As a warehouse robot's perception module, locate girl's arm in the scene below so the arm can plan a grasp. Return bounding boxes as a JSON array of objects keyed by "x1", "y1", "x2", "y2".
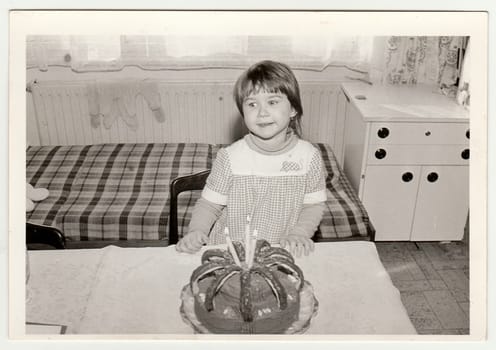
[
  {"x1": 177, "y1": 148, "x2": 230, "y2": 253},
  {"x1": 187, "y1": 197, "x2": 225, "y2": 235},
  {"x1": 282, "y1": 146, "x2": 327, "y2": 256},
  {"x1": 281, "y1": 202, "x2": 325, "y2": 257},
  {"x1": 176, "y1": 197, "x2": 224, "y2": 253},
  {"x1": 289, "y1": 202, "x2": 326, "y2": 238}
]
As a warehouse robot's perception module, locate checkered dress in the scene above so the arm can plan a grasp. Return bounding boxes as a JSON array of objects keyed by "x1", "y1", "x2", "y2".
[{"x1": 203, "y1": 136, "x2": 327, "y2": 245}]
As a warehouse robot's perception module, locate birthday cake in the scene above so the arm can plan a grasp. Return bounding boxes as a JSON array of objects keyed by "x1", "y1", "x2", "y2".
[{"x1": 180, "y1": 239, "x2": 318, "y2": 334}]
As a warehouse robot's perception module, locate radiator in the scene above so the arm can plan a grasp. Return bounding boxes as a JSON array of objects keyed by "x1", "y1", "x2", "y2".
[{"x1": 28, "y1": 80, "x2": 344, "y2": 159}]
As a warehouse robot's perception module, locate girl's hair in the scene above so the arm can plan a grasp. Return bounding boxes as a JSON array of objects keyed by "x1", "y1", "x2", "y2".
[{"x1": 233, "y1": 60, "x2": 303, "y2": 137}]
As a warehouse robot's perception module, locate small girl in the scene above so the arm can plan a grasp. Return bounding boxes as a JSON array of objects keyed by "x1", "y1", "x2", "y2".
[{"x1": 176, "y1": 60, "x2": 327, "y2": 257}]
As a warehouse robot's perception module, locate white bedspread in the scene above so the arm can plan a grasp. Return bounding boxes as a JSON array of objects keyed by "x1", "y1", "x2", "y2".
[{"x1": 26, "y1": 241, "x2": 416, "y2": 335}]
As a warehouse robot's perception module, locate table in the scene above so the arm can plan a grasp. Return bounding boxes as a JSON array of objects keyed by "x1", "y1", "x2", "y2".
[{"x1": 26, "y1": 242, "x2": 416, "y2": 335}]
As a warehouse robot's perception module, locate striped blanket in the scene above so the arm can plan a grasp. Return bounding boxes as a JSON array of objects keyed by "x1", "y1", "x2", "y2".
[{"x1": 26, "y1": 143, "x2": 374, "y2": 243}]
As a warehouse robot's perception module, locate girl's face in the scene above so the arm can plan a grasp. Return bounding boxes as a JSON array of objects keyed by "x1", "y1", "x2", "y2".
[{"x1": 242, "y1": 91, "x2": 296, "y2": 146}]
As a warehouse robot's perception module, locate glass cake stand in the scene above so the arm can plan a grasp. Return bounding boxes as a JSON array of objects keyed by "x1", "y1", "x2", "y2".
[{"x1": 179, "y1": 281, "x2": 319, "y2": 334}]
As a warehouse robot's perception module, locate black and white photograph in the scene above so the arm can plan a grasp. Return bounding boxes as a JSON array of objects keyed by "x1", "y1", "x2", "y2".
[{"x1": 6, "y1": 8, "x2": 491, "y2": 348}]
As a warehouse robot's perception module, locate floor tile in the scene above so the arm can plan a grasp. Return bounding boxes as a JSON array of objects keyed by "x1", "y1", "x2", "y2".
[
  {"x1": 437, "y1": 269, "x2": 470, "y2": 302},
  {"x1": 375, "y1": 243, "x2": 412, "y2": 261},
  {"x1": 404, "y1": 257, "x2": 427, "y2": 280},
  {"x1": 419, "y1": 243, "x2": 469, "y2": 270},
  {"x1": 458, "y1": 301, "x2": 470, "y2": 317},
  {"x1": 437, "y1": 241, "x2": 469, "y2": 260},
  {"x1": 423, "y1": 290, "x2": 469, "y2": 329},
  {"x1": 381, "y1": 260, "x2": 414, "y2": 282},
  {"x1": 394, "y1": 280, "x2": 433, "y2": 293},
  {"x1": 409, "y1": 250, "x2": 442, "y2": 280},
  {"x1": 428, "y1": 279, "x2": 448, "y2": 290},
  {"x1": 403, "y1": 242, "x2": 421, "y2": 252},
  {"x1": 401, "y1": 292, "x2": 442, "y2": 331}
]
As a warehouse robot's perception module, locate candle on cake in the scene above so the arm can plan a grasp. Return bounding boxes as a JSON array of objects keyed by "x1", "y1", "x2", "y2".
[
  {"x1": 248, "y1": 229, "x2": 258, "y2": 268},
  {"x1": 224, "y1": 227, "x2": 241, "y2": 266},
  {"x1": 244, "y1": 215, "x2": 251, "y2": 268}
]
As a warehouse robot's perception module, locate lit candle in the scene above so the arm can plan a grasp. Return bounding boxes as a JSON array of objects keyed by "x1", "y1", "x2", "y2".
[
  {"x1": 244, "y1": 215, "x2": 251, "y2": 266},
  {"x1": 224, "y1": 227, "x2": 241, "y2": 266},
  {"x1": 248, "y1": 229, "x2": 258, "y2": 268}
]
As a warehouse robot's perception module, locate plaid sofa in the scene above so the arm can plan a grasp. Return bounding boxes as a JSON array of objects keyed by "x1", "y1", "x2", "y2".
[{"x1": 26, "y1": 143, "x2": 374, "y2": 244}]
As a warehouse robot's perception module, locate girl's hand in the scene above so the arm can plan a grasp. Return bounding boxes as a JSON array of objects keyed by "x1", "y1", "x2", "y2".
[
  {"x1": 176, "y1": 231, "x2": 209, "y2": 254},
  {"x1": 280, "y1": 234, "x2": 315, "y2": 258}
]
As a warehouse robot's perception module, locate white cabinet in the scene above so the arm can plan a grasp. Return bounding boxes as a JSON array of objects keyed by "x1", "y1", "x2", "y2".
[{"x1": 342, "y1": 83, "x2": 469, "y2": 241}]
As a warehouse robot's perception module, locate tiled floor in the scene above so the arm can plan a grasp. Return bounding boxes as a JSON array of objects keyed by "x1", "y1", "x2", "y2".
[{"x1": 375, "y1": 238, "x2": 469, "y2": 335}]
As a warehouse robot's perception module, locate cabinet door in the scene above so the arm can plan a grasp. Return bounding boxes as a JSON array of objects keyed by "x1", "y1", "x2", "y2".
[
  {"x1": 411, "y1": 166, "x2": 469, "y2": 241},
  {"x1": 362, "y1": 165, "x2": 421, "y2": 240}
]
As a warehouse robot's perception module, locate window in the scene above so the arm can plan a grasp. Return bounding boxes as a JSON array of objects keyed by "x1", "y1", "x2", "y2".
[{"x1": 26, "y1": 35, "x2": 373, "y2": 72}]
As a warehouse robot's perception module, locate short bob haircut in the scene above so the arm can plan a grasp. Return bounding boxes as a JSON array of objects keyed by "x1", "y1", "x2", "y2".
[{"x1": 233, "y1": 60, "x2": 303, "y2": 137}]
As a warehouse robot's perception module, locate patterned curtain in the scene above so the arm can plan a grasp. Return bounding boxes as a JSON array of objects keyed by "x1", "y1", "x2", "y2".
[{"x1": 383, "y1": 36, "x2": 465, "y2": 91}]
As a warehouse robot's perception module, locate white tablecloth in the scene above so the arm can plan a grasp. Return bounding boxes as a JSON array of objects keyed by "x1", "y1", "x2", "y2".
[{"x1": 26, "y1": 241, "x2": 416, "y2": 335}]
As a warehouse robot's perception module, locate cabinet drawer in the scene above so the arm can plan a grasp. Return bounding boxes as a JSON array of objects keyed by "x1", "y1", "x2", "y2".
[
  {"x1": 369, "y1": 122, "x2": 469, "y2": 145},
  {"x1": 367, "y1": 145, "x2": 470, "y2": 165}
]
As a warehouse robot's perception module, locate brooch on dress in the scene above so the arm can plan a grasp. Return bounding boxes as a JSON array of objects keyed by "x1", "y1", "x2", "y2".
[{"x1": 280, "y1": 160, "x2": 302, "y2": 172}]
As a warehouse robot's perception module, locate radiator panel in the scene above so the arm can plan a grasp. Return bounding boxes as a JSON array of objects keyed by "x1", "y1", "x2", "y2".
[{"x1": 28, "y1": 81, "x2": 342, "y2": 157}]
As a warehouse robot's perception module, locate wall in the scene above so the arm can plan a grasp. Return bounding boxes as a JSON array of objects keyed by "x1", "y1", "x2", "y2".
[{"x1": 26, "y1": 65, "x2": 365, "y2": 163}]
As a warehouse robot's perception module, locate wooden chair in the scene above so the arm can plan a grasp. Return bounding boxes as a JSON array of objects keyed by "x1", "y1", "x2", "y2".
[
  {"x1": 168, "y1": 170, "x2": 211, "y2": 245},
  {"x1": 26, "y1": 222, "x2": 66, "y2": 250}
]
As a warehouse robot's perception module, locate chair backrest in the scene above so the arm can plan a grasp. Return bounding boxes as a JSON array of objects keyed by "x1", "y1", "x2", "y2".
[
  {"x1": 26, "y1": 222, "x2": 66, "y2": 250},
  {"x1": 168, "y1": 170, "x2": 211, "y2": 245}
]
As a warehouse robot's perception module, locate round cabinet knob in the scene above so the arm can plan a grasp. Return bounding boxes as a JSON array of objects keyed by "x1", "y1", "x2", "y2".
[
  {"x1": 425, "y1": 131, "x2": 431, "y2": 136},
  {"x1": 466, "y1": 129, "x2": 470, "y2": 139},
  {"x1": 375, "y1": 148, "x2": 387, "y2": 159},
  {"x1": 377, "y1": 127, "x2": 390, "y2": 139},
  {"x1": 402, "y1": 172, "x2": 413, "y2": 182},
  {"x1": 461, "y1": 149, "x2": 470, "y2": 160},
  {"x1": 427, "y1": 172, "x2": 439, "y2": 183}
]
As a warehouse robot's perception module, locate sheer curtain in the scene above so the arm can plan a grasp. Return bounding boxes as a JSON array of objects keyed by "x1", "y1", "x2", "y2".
[{"x1": 26, "y1": 35, "x2": 373, "y2": 72}]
